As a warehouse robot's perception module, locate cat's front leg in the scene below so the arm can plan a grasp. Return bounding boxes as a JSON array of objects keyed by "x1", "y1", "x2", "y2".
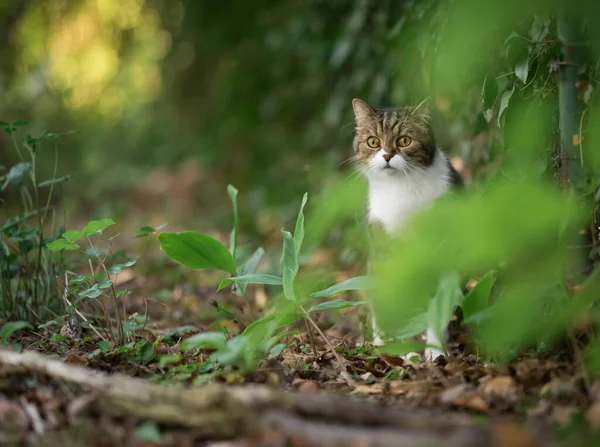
[{"x1": 423, "y1": 326, "x2": 446, "y2": 362}]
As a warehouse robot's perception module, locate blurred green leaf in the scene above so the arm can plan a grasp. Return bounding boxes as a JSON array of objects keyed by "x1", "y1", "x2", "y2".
[
  {"x1": 515, "y1": 58, "x2": 530, "y2": 83},
  {"x1": 82, "y1": 218, "x2": 116, "y2": 236},
  {"x1": 78, "y1": 284, "x2": 103, "y2": 299},
  {"x1": 428, "y1": 271, "x2": 463, "y2": 347},
  {"x1": 2, "y1": 162, "x2": 32, "y2": 191},
  {"x1": 38, "y1": 175, "x2": 70, "y2": 187},
  {"x1": 227, "y1": 184, "x2": 239, "y2": 258},
  {"x1": 462, "y1": 272, "x2": 495, "y2": 320},
  {"x1": 267, "y1": 342, "x2": 286, "y2": 359},
  {"x1": 108, "y1": 260, "x2": 137, "y2": 274},
  {"x1": 281, "y1": 230, "x2": 298, "y2": 301},
  {"x1": 0, "y1": 321, "x2": 33, "y2": 343},
  {"x1": 294, "y1": 193, "x2": 308, "y2": 254},
  {"x1": 182, "y1": 332, "x2": 227, "y2": 351},
  {"x1": 378, "y1": 341, "x2": 426, "y2": 357},
  {"x1": 134, "y1": 422, "x2": 162, "y2": 443},
  {"x1": 497, "y1": 85, "x2": 515, "y2": 127},
  {"x1": 307, "y1": 299, "x2": 367, "y2": 313},
  {"x1": 159, "y1": 231, "x2": 236, "y2": 274},
  {"x1": 218, "y1": 274, "x2": 282, "y2": 291},
  {"x1": 310, "y1": 276, "x2": 372, "y2": 298},
  {"x1": 46, "y1": 239, "x2": 79, "y2": 252},
  {"x1": 61, "y1": 230, "x2": 84, "y2": 244}
]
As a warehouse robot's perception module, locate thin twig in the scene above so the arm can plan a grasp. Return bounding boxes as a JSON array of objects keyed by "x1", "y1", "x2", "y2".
[{"x1": 300, "y1": 306, "x2": 346, "y2": 372}]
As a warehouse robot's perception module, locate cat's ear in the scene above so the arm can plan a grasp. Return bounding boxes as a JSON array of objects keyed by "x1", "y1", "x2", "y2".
[
  {"x1": 352, "y1": 98, "x2": 374, "y2": 122},
  {"x1": 411, "y1": 97, "x2": 432, "y2": 121}
]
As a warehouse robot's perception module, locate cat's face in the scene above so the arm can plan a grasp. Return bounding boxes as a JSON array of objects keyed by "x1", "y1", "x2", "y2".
[{"x1": 352, "y1": 98, "x2": 436, "y2": 178}]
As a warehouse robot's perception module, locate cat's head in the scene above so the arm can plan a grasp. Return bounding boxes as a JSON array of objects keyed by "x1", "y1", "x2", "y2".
[{"x1": 351, "y1": 98, "x2": 436, "y2": 178}]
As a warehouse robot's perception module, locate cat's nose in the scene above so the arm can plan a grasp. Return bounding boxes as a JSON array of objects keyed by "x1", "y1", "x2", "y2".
[{"x1": 382, "y1": 153, "x2": 394, "y2": 162}]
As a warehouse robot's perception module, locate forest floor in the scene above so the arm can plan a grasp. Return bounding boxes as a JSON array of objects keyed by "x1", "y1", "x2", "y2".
[{"x1": 2, "y1": 265, "x2": 600, "y2": 447}]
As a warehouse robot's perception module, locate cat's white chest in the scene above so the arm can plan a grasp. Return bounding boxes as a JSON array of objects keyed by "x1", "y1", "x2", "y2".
[{"x1": 367, "y1": 151, "x2": 451, "y2": 233}]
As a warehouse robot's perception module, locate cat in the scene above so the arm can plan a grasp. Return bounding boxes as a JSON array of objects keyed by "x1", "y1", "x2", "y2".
[{"x1": 351, "y1": 97, "x2": 463, "y2": 361}]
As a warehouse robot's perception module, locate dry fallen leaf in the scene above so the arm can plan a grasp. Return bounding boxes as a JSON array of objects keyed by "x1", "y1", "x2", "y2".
[
  {"x1": 439, "y1": 383, "x2": 472, "y2": 405},
  {"x1": 0, "y1": 398, "x2": 29, "y2": 431},
  {"x1": 351, "y1": 383, "x2": 384, "y2": 395},
  {"x1": 493, "y1": 421, "x2": 541, "y2": 447},
  {"x1": 481, "y1": 376, "x2": 518, "y2": 403},
  {"x1": 551, "y1": 405, "x2": 579, "y2": 426},
  {"x1": 454, "y1": 393, "x2": 489, "y2": 413},
  {"x1": 586, "y1": 402, "x2": 600, "y2": 430}
]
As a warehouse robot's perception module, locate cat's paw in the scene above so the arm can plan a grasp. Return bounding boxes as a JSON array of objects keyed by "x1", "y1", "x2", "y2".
[{"x1": 423, "y1": 347, "x2": 445, "y2": 363}]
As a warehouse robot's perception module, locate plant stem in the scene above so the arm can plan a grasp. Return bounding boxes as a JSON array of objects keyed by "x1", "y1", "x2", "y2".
[{"x1": 300, "y1": 305, "x2": 346, "y2": 372}]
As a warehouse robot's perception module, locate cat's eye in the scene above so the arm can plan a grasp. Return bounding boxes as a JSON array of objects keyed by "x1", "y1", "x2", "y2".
[
  {"x1": 398, "y1": 136, "x2": 411, "y2": 147},
  {"x1": 367, "y1": 137, "x2": 380, "y2": 148}
]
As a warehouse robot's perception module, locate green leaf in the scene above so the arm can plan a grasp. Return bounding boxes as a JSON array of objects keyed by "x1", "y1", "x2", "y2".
[
  {"x1": 462, "y1": 272, "x2": 495, "y2": 319},
  {"x1": 68, "y1": 274, "x2": 89, "y2": 285},
  {"x1": 234, "y1": 247, "x2": 265, "y2": 295},
  {"x1": 134, "y1": 422, "x2": 162, "y2": 443},
  {"x1": 515, "y1": 58, "x2": 530, "y2": 84},
  {"x1": 12, "y1": 121, "x2": 30, "y2": 127},
  {"x1": 2, "y1": 162, "x2": 32, "y2": 191},
  {"x1": 208, "y1": 335, "x2": 250, "y2": 368},
  {"x1": 0, "y1": 121, "x2": 8, "y2": 126},
  {"x1": 1, "y1": 321, "x2": 33, "y2": 343},
  {"x1": 136, "y1": 226, "x2": 155, "y2": 238},
  {"x1": 378, "y1": 341, "x2": 426, "y2": 357},
  {"x1": 391, "y1": 313, "x2": 429, "y2": 340},
  {"x1": 428, "y1": 271, "x2": 463, "y2": 346},
  {"x1": 46, "y1": 239, "x2": 79, "y2": 252},
  {"x1": 108, "y1": 260, "x2": 137, "y2": 274},
  {"x1": 159, "y1": 231, "x2": 236, "y2": 274},
  {"x1": 227, "y1": 184, "x2": 239, "y2": 258},
  {"x1": 217, "y1": 274, "x2": 282, "y2": 291},
  {"x1": 497, "y1": 85, "x2": 515, "y2": 127},
  {"x1": 78, "y1": 284, "x2": 103, "y2": 299},
  {"x1": 182, "y1": 331, "x2": 227, "y2": 351},
  {"x1": 307, "y1": 299, "x2": 368, "y2": 313},
  {"x1": 61, "y1": 230, "x2": 84, "y2": 244},
  {"x1": 267, "y1": 342, "x2": 286, "y2": 359},
  {"x1": 481, "y1": 74, "x2": 498, "y2": 110},
  {"x1": 97, "y1": 278, "x2": 112, "y2": 289},
  {"x1": 294, "y1": 193, "x2": 308, "y2": 254},
  {"x1": 281, "y1": 229, "x2": 298, "y2": 300},
  {"x1": 38, "y1": 175, "x2": 70, "y2": 187},
  {"x1": 310, "y1": 276, "x2": 372, "y2": 298},
  {"x1": 82, "y1": 218, "x2": 115, "y2": 236}
]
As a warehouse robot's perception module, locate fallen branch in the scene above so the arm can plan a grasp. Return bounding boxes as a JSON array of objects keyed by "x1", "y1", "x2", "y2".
[{"x1": 0, "y1": 350, "x2": 548, "y2": 446}]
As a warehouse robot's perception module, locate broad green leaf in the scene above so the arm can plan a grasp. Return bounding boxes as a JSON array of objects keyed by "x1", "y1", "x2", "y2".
[
  {"x1": 108, "y1": 260, "x2": 137, "y2": 274},
  {"x1": 310, "y1": 276, "x2": 372, "y2": 298},
  {"x1": 159, "y1": 231, "x2": 236, "y2": 274},
  {"x1": 497, "y1": 85, "x2": 515, "y2": 127},
  {"x1": 68, "y1": 274, "x2": 89, "y2": 285},
  {"x1": 293, "y1": 193, "x2": 308, "y2": 254},
  {"x1": 46, "y1": 239, "x2": 79, "y2": 252},
  {"x1": 97, "y1": 278, "x2": 112, "y2": 289},
  {"x1": 281, "y1": 229, "x2": 298, "y2": 300},
  {"x1": 242, "y1": 301, "x2": 302, "y2": 338},
  {"x1": 0, "y1": 321, "x2": 33, "y2": 343},
  {"x1": 38, "y1": 175, "x2": 70, "y2": 187},
  {"x1": 182, "y1": 331, "x2": 227, "y2": 351},
  {"x1": 307, "y1": 299, "x2": 368, "y2": 313},
  {"x1": 378, "y1": 341, "x2": 426, "y2": 357},
  {"x1": 12, "y1": 121, "x2": 30, "y2": 127},
  {"x1": 515, "y1": 58, "x2": 530, "y2": 84},
  {"x1": 78, "y1": 284, "x2": 103, "y2": 298},
  {"x1": 62, "y1": 230, "x2": 84, "y2": 244},
  {"x1": 0, "y1": 120, "x2": 8, "y2": 126},
  {"x1": 227, "y1": 184, "x2": 239, "y2": 258},
  {"x1": 267, "y1": 343, "x2": 287, "y2": 359},
  {"x1": 217, "y1": 274, "x2": 282, "y2": 291},
  {"x1": 428, "y1": 271, "x2": 463, "y2": 345},
  {"x1": 208, "y1": 335, "x2": 250, "y2": 368},
  {"x1": 391, "y1": 313, "x2": 429, "y2": 340},
  {"x1": 462, "y1": 272, "x2": 495, "y2": 319},
  {"x1": 82, "y1": 218, "x2": 116, "y2": 236}
]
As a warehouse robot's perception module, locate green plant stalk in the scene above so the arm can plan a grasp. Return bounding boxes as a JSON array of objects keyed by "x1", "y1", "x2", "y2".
[
  {"x1": 87, "y1": 237, "x2": 125, "y2": 344},
  {"x1": 557, "y1": 13, "x2": 587, "y2": 281},
  {"x1": 28, "y1": 145, "x2": 45, "y2": 312}
]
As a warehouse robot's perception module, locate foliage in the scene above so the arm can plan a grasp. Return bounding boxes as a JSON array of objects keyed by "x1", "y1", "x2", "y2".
[{"x1": 0, "y1": 122, "x2": 75, "y2": 322}]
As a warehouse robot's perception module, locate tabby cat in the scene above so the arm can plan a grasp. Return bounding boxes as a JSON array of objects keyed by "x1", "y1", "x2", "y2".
[{"x1": 351, "y1": 98, "x2": 463, "y2": 361}]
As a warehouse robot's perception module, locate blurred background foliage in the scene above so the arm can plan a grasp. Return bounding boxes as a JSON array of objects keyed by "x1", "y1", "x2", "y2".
[{"x1": 3, "y1": 0, "x2": 600, "y2": 343}]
